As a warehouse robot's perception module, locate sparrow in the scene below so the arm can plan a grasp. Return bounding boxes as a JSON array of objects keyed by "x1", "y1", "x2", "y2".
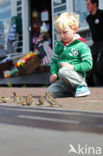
[
  {"x1": 21, "y1": 94, "x2": 34, "y2": 106},
  {"x1": 45, "y1": 92, "x2": 62, "y2": 108},
  {"x1": 20, "y1": 98, "x2": 27, "y2": 106},
  {"x1": 0, "y1": 96, "x2": 11, "y2": 103},
  {"x1": 25, "y1": 93, "x2": 34, "y2": 106},
  {"x1": 38, "y1": 95, "x2": 51, "y2": 107},
  {"x1": 45, "y1": 92, "x2": 58, "y2": 105},
  {"x1": 38, "y1": 96, "x2": 45, "y2": 105},
  {"x1": 13, "y1": 92, "x2": 22, "y2": 102}
]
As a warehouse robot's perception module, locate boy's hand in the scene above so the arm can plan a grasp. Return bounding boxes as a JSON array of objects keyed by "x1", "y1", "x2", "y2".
[
  {"x1": 50, "y1": 74, "x2": 57, "y2": 82},
  {"x1": 61, "y1": 62, "x2": 74, "y2": 69}
]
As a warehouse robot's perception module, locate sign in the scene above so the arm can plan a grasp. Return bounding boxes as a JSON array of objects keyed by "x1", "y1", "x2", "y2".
[{"x1": 41, "y1": 10, "x2": 49, "y2": 21}]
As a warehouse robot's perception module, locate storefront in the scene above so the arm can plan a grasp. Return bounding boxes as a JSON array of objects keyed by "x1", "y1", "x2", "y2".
[
  {"x1": 0, "y1": 0, "x2": 103, "y2": 85},
  {"x1": 52, "y1": 0, "x2": 93, "y2": 49},
  {"x1": 1, "y1": 0, "x2": 103, "y2": 54},
  {"x1": 21, "y1": 0, "x2": 102, "y2": 55}
]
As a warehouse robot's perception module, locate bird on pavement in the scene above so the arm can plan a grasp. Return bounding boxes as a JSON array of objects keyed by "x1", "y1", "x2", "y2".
[
  {"x1": 45, "y1": 92, "x2": 58, "y2": 105},
  {"x1": 21, "y1": 94, "x2": 34, "y2": 106},
  {"x1": 38, "y1": 95, "x2": 51, "y2": 107},
  {"x1": 25, "y1": 93, "x2": 34, "y2": 106},
  {"x1": 0, "y1": 96, "x2": 11, "y2": 103},
  {"x1": 45, "y1": 92, "x2": 62, "y2": 107},
  {"x1": 38, "y1": 96, "x2": 45, "y2": 105},
  {"x1": 13, "y1": 92, "x2": 22, "y2": 102}
]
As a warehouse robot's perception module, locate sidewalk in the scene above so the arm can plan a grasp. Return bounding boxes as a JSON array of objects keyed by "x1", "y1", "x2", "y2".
[{"x1": 0, "y1": 87, "x2": 103, "y2": 112}]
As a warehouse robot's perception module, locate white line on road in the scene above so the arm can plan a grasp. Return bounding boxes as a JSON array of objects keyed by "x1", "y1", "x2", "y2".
[
  {"x1": 1, "y1": 106, "x2": 103, "y2": 119},
  {"x1": 19, "y1": 115, "x2": 80, "y2": 125}
]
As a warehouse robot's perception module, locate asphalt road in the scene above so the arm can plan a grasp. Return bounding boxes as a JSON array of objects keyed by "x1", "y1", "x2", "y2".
[{"x1": 0, "y1": 105, "x2": 103, "y2": 156}]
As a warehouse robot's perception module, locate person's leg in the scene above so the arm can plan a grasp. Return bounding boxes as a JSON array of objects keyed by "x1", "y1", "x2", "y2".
[
  {"x1": 58, "y1": 66, "x2": 90, "y2": 97},
  {"x1": 93, "y1": 73, "x2": 103, "y2": 86},
  {"x1": 58, "y1": 66, "x2": 87, "y2": 88},
  {"x1": 47, "y1": 79, "x2": 74, "y2": 97},
  {"x1": 91, "y1": 41, "x2": 103, "y2": 86}
]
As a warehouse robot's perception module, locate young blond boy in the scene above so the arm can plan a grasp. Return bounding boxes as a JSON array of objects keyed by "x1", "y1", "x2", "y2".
[{"x1": 47, "y1": 12, "x2": 93, "y2": 97}]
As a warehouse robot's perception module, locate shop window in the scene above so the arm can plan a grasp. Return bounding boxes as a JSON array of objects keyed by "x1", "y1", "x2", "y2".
[
  {"x1": 73, "y1": 0, "x2": 88, "y2": 29},
  {"x1": 30, "y1": 0, "x2": 52, "y2": 51},
  {"x1": 17, "y1": 1, "x2": 21, "y2": 6},
  {"x1": 51, "y1": 0, "x2": 67, "y2": 49},
  {"x1": 73, "y1": 0, "x2": 92, "y2": 46},
  {"x1": 0, "y1": 0, "x2": 11, "y2": 55},
  {"x1": 53, "y1": 0, "x2": 66, "y2": 6}
]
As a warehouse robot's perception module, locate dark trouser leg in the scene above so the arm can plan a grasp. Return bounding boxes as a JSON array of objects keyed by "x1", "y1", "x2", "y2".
[{"x1": 93, "y1": 73, "x2": 103, "y2": 86}]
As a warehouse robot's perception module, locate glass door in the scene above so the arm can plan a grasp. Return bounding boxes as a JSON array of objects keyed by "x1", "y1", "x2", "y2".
[
  {"x1": 73, "y1": 0, "x2": 92, "y2": 46},
  {"x1": 51, "y1": 0, "x2": 67, "y2": 50},
  {"x1": 73, "y1": 0, "x2": 88, "y2": 30}
]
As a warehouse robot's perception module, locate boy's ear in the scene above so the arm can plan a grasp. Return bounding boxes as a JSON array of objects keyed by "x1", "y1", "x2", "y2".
[{"x1": 73, "y1": 27, "x2": 78, "y2": 33}]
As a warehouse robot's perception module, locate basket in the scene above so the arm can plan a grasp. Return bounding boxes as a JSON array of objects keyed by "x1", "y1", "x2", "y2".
[{"x1": 17, "y1": 55, "x2": 41, "y2": 75}]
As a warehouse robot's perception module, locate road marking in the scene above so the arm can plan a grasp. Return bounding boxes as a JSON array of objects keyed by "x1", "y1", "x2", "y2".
[
  {"x1": 19, "y1": 115, "x2": 80, "y2": 125},
  {"x1": 0, "y1": 106, "x2": 103, "y2": 119},
  {"x1": 1, "y1": 106, "x2": 103, "y2": 118}
]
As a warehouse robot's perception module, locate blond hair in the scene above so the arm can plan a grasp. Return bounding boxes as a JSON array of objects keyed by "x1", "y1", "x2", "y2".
[{"x1": 55, "y1": 12, "x2": 79, "y2": 31}]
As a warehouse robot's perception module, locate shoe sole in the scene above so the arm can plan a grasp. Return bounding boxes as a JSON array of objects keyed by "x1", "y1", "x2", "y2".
[{"x1": 75, "y1": 91, "x2": 90, "y2": 97}]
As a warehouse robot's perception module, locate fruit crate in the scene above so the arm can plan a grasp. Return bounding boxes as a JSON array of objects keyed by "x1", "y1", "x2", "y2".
[{"x1": 17, "y1": 55, "x2": 41, "y2": 75}]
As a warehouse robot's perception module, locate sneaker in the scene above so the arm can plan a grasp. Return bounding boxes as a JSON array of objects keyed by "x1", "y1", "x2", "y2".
[{"x1": 74, "y1": 86, "x2": 90, "y2": 97}]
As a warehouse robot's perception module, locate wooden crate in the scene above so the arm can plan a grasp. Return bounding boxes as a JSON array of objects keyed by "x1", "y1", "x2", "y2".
[{"x1": 17, "y1": 55, "x2": 41, "y2": 75}]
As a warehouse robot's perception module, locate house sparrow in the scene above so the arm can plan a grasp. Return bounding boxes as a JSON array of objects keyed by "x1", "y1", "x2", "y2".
[
  {"x1": 25, "y1": 94, "x2": 34, "y2": 106},
  {"x1": 20, "y1": 98, "x2": 27, "y2": 106},
  {"x1": 0, "y1": 96, "x2": 11, "y2": 103},
  {"x1": 38, "y1": 96, "x2": 45, "y2": 105},
  {"x1": 45, "y1": 92, "x2": 62, "y2": 108},
  {"x1": 45, "y1": 92, "x2": 58, "y2": 105},
  {"x1": 13, "y1": 92, "x2": 22, "y2": 102},
  {"x1": 38, "y1": 95, "x2": 51, "y2": 107},
  {"x1": 21, "y1": 94, "x2": 34, "y2": 106}
]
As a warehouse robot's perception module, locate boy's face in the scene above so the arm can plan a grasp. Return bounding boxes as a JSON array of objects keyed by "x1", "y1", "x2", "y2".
[{"x1": 58, "y1": 27, "x2": 75, "y2": 43}]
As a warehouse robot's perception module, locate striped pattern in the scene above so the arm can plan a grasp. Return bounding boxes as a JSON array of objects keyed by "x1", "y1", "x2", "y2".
[
  {"x1": 42, "y1": 42, "x2": 53, "y2": 65},
  {"x1": 81, "y1": 52, "x2": 92, "y2": 61}
]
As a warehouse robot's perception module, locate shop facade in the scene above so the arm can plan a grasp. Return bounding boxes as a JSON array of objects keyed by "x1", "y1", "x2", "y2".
[
  {"x1": 22, "y1": 0, "x2": 92, "y2": 54},
  {"x1": 1, "y1": 0, "x2": 103, "y2": 55},
  {"x1": 51, "y1": 0, "x2": 103, "y2": 49}
]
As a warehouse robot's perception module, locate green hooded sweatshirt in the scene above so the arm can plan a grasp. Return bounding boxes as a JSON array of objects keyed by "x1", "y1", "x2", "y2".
[{"x1": 51, "y1": 39, "x2": 93, "y2": 78}]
